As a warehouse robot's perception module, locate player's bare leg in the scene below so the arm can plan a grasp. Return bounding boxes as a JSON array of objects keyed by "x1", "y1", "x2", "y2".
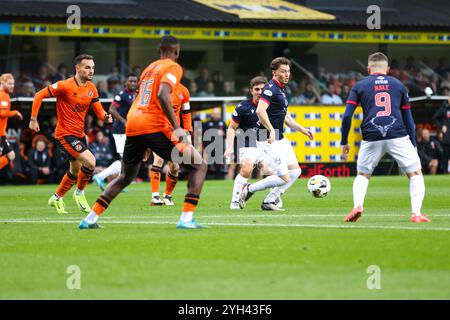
[
  {"x1": 0, "y1": 150, "x2": 15, "y2": 171},
  {"x1": 344, "y1": 172, "x2": 369, "y2": 222},
  {"x1": 407, "y1": 170, "x2": 430, "y2": 222},
  {"x1": 149, "y1": 153, "x2": 164, "y2": 205},
  {"x1": 163, "y1": 161, "x2": 180, "y2": 205}
]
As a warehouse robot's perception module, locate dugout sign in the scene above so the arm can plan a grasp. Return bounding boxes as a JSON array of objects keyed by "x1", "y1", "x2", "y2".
[
  {"x1": 7, "y1": 22, "x2": 450, "y2": 44},
  {"x1": 192, "y1": 0, "x2": 335, "y2": 20}
]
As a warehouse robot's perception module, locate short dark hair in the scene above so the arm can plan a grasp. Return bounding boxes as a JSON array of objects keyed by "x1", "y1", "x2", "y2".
[
  {"x1": 126, "y1": 73, "x2": 138, "y2": 78},
  {"x1": 158, "y1": 36, "x2": 179, "y2": 53},
  {"x1": 74, "y1": 54, "x2": 94, "y2": 66},
  {"x1": 270, "y1": 57, "x2": 291, "y2": 71},
  {"x1": 250, "y1": 76, "x2": 268, "y2": 88},
  {"x1": 368, "y1": 52, "x2": 388, "y2": 65}
]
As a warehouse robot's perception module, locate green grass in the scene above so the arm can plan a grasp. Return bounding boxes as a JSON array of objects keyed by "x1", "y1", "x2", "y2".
[{"x1": 0, "y1": 175, "x2": 449, "y2": 299}]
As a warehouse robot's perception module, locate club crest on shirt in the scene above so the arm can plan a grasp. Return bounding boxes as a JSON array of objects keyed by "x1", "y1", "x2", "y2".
[
  {"x1": 89, "y1": 90, "x2": 94, "y2": 98},
  {"x1": 264, "y1": 90, "x2": 272, "y2": 96},
  {"x1": 74, "y1": 144, "x2": 82, "y2": 152}
]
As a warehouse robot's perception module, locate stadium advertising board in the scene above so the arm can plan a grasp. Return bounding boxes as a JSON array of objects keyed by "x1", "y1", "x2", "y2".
[{"x1": 6, "y1": 22, "x2": 450, "y2": 44}]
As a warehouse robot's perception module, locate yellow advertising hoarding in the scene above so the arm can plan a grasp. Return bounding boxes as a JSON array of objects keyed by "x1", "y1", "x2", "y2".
[
  {"x1": 192, "y1": 0, "x2": 335, "y2": 20},
  {"x1": 10, "y1": 23, "x2": 450, "y2": 44},
  {"x1": 222, "y1": 105, "x2": 363, "y2": 163}
]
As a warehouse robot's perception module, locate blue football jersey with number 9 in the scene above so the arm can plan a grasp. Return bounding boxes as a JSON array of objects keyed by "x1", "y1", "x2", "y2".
[{"x1": 346, "y1": 73, "x2": 410, "y2": 141}]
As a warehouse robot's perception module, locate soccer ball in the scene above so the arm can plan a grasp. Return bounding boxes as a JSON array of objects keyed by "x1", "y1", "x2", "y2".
[{"x1": 307, "y1": 175, "x2": 331, "y2": 198}]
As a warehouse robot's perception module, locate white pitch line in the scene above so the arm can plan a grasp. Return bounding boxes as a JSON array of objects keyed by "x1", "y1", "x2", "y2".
[
  {"x1": 101, "y1": 214, "x2": 450, "y2": 219},
  {"x1": 1, "y1": 219, "x2": 450, "y2": 231},
  {"x1": 2, "y1": 214, "x2": 450, "y2": 221}
]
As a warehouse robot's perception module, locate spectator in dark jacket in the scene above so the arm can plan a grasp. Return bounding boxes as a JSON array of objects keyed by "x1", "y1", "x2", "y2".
[
  {"x1": 90, "y1": 131, "x2": 114, "y2": 173},
  {"x1": 432, "y1": 97, "x2": 450, "y2": 173},
  {"x1": 27, "y1": 138, "x2": 52, "y2": 184},
  {"x1": 417, "y1": 129, "x2": 443, "y2": 175}
]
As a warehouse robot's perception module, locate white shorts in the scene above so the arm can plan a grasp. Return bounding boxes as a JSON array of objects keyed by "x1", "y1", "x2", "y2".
[
  {"x1": 357, "y1": 136, "x2": 421, "y2": 174},
  {"x1": 257, "y1": 138, "x2": 298, "y2": 176},
  {"x1": 238, "y1": 147, "x2": 263, "y2": 164},
  {"x1": 113, "y1": 134, "x2": 127, "y2": 157}
]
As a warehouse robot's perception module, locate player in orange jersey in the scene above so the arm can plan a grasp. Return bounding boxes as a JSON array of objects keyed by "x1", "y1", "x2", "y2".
[
  {"x1": 0, "y1": 73, "x2": 23, "y2": 172},
  {"x1": 149, "y1": 83, "x2": 193, "y2": 206},
  {"x1": 80, "y1": 36, "x2": 207, "y2": 229},
  {"x1": 29, "y1": 54, "x2": 113, "y2": 214}
]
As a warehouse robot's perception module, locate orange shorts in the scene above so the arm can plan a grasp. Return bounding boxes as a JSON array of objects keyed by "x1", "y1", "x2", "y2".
[{"x1": 56, "y1": 135, "x2": 88, "y2": 160}]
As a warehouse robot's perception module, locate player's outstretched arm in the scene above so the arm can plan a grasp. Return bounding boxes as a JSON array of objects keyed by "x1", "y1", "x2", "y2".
[
  {"x1": 340, "y1": 103, "x2": 357, "y2": 160},
  {"x1": 158, "y1": 83, "x2": 179, "y2": 129},
  {"x1": 284, "y1": 113, "x2": 313, "y2": 140},
  {"x1": 91, "y1": 99, "x2": 112, "y2": 124},
  {"x1": 256, "y1": 99, "x2": 275, "y2": 143},
  {"x1": 109, "y1": 102, "x2": 126, "y2": 125},
  {"x1": 29, "y1": 87, "x2": 52, "y2": 132},
  {"x1": 401, "y1": 107, "x2": 417, "y2": 147},
  {"x1": 224, "y1": 120, "x2": 238, "y2": 159},
  {"x1": 0, "y1": 108, "x2": 21, "y2": 120},
  {"x1": 159, "y1": 83, "x2": 187, "y2": 143}
]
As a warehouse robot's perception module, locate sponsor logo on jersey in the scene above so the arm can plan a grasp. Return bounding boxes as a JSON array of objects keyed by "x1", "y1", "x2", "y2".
[
  {"x1": 375, "y1": 76, "x2": 388, "y2": 85},
  {"x1": 70, "y1": 139, "x2": 81, "y2": 147},
  {"x1": 264, "y1": 89, "x2": 273, "y2": 96}
]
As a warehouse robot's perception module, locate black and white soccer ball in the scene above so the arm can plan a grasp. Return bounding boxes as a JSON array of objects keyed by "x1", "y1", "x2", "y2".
[{"x1": 307, "y1": 175, "x2": 331, "y2": 198}]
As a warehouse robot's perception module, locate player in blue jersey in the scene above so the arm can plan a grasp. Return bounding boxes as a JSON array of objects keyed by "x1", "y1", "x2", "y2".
[
  {"x1": 239, "y1": 57, "x2": 314, "y2": 210},
  {"x1": 93, "y1": 73, "x2": 138, "y2": 190},
  {"x1": 225, "y1": 76, "x2": 267, "y2": 209},
  {"x1": 341, "y1": 52, "x2": 430, "y2": 223}
]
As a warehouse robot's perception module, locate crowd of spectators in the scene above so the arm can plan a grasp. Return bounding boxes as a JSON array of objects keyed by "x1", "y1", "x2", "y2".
[{"x1": 8, "y1": 56, "x2": 450, "y2": 105}]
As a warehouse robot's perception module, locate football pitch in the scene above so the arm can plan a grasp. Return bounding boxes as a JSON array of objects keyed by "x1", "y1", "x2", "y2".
[{"x1": 0, "y1": 175, "x2": 449, "y2": 299}]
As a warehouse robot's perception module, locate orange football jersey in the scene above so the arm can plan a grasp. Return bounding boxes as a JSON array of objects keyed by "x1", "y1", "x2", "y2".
[
  {"x1": 32, "y1": 77, "x2": 106, "y2": 139},
  {"x1": 0, "y1": 89, "x2": 14, "y2": 136},
  {"x1": 126, "y1": 58, "x2": 183, "y2": 137},
  {"x1": 171, "y1": 83, "x2": 190, "y2": 127}
]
